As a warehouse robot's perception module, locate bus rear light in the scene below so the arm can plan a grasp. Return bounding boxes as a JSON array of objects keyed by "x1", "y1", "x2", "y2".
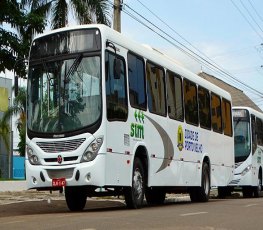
[{"x1": 107, "y1": 148, "x2": 112, "y2": 152}]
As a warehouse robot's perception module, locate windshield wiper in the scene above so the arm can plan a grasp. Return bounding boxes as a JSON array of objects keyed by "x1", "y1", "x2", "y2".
[{"x1": 65, "y1": 54, "x2": 83, "y2": 82}]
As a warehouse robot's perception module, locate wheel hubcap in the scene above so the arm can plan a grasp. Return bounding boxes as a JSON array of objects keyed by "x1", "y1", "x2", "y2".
[
  {"x1": 133, "y1": 168, "x2": 143, "y2": 199},
  {"x1": 204, "y1": 173, "x2": 210, "y2": 195}
]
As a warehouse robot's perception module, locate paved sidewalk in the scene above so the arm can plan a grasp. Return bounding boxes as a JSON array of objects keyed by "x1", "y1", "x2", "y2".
[
  {"x1": 0, "y1": 180, "x2": 27, "y2": 192},
  {"x1": 0, "y1": 181, "x2": 63, "y2": 205},
  {"x1": 0, "y1": 190, "x2": 65, "y2": 205}
]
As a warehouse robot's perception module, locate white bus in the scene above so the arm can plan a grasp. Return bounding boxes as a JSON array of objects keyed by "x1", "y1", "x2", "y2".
[
  {"x1": 25, "y1": 24, "x2": 234, "y2": 211},
  {"x1": 225, "y1": 106, "x2": 263, "y2": 197}
]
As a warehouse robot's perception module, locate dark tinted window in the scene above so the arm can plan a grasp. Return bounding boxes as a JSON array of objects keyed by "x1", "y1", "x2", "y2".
[
  {"x1": 146, "y1": 62, "x2": 166, "y2": 116},
  {"x1": 222, "y1": 99, "x2": 232, "y2": 136},
  {"x1": 166, "y1": 71, "x2": 183, "y2": 121},
  {"x1": 184, "y1": 79, "x2": 198, "y2": 125},
  {"x1": 105, "y1": 51, "x2": 128, "y2": 121},
  {"x1": 211, "y1": 93, "x2": 222, "y2": 132},
  {"x1": 30, "y1": 29, "x2": 101, "y2": 59},
  {"x1": 256, "y1": 117, "x2": 263, "y2": 145},
  {"x1": 127, "y1": 53, "x2": 146, "y2": 110},
  {"x1": 198, "y1": 86, "x2": 211, "y2": 129}
]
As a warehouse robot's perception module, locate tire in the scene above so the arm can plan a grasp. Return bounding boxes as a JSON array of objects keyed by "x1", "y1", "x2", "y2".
[
  {"x1": 253, "y1": 176, "x2": 262, "y2": 198},
  {"x1": 124, "y1": 158, "x2": 145, "y2": 209},
  {"x1": 145, "y1": 188, "x2": 166, "y2": 205},
  {"x1": 190, "y1": 162, "x2": 210, "y2": 202},
  {"x1": 65, "y1": 186, "x2": 87, "y2": 211}
]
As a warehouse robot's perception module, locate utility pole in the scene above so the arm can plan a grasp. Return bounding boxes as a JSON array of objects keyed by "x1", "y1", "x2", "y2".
[{"x1": 113, "y1": 0, "x2": 122, "y2": 32}]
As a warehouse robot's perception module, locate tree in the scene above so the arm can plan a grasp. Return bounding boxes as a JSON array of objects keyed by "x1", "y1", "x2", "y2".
[
  {"x1": 0, "y1": 0, "x2": 51, "y2": 78},
  {"x1": 1, "y1": 0, "x2": 111, "y2": 77},
  {"x1": 3, "y1": 87, "x2": 26, "y2": 156},
  {"x1": 49, "y1": 0, "x2": 111, "y2": 29},
  {"x1": 0, "y1": 117, "x2": 10, "y2": 154},
  {"x1": 0, "y1": 0, "x2": 23, "y2": 76}
]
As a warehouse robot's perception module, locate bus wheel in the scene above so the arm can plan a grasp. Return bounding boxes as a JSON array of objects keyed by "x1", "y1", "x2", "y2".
[
  {"x1": 65, "y1": 186, "x2": 87, "y2": 211},
  {"x1": 190, "y1": 162, "x2": 210, "y2": 202},
  {"x1": 242, "y1": 186, "x2": 253, "y2": 198},
  {"x1": 254, "y1": 176, "x2": 262, "y2": 198},
  {"x1": 145, "y1": 188, "x2": 166, "y2": 205},
  {"x1": 124, "y1": 158, "x2": 145, "y2": 209}
]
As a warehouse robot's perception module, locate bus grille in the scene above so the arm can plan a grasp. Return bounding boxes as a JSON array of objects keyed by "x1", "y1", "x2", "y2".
[
  {"x1": 44, "y1": 156, "x2": 78, "y2": 163},
  {"x1": 36, "y1": 138, "x2": 86, "y2": 153},
  {"x1": 46, "y1": 168, "x2": 74, "y2": 179}
]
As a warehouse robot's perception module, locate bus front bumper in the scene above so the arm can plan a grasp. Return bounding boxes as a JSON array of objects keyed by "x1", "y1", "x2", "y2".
[{"x1": 25, "y1": 157, "x2": 105, "y2": 190}]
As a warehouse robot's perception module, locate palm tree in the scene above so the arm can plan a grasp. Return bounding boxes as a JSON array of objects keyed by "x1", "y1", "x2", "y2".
[
  {"x1": 0, "y1": 117, "x2": 10, "y2": 154},
  {"x1": 3, "y1": 87, "x2": 26, "y2": 156},
  {"x1": 49, "y1": 0, "x2": 111, "y2": 29},
  {"x1": 1, "y1": 0, "x2": 111, "y2": 78},
  {"x1": 0, "y1": 116, "x2": 10, "y2": 178},
  {"x1": 1, "y1": 0, "x2": 51, "y2": 78}
]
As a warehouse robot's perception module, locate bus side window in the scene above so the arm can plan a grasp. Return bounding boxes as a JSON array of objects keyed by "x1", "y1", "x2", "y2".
[
  {"x1": 222, "y1": 99, "x2": 233, "y2": 136},
  {"x1": 146, "y1": 61, "x2": 166, "y2": 116},
  {"x1": 211, "y1": 93, "x2": 222, "y2": 133},
  {"x1": 251, "y1": 115, "x2": 257, "y2": 154},
  {"x1": 198, "y1": 86, "x2": 211, "y2": 129},
  {"x1": 183, "y1": 79, "x2": 198, "y2": 125},
  {"x1": 256, "y1": 117, "x2": 263, "y2": 146},
  {"x1": 166, "y1": 70, "x2": 184, "y2": 121},
  {"x1": 105, "y1": 51, "x2": 128, "y2": 121},
  {"x1": 127, "y1": 52, "x2": 147, "y2": 110}
]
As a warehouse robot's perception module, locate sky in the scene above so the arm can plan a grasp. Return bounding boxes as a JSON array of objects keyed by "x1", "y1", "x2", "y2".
[{"x1": 118, "y1": 0, "x2": 263, "y2": 111}]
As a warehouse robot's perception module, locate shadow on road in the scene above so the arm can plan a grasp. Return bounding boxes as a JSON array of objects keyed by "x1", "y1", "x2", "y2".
[{"x1": 0, "y1": 196, "x2": 196, "y2": 218}]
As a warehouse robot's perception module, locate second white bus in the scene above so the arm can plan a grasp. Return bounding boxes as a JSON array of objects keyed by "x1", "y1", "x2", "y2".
[{"x1": 221, "y1": 106, "x2": 263, "y2": 198}]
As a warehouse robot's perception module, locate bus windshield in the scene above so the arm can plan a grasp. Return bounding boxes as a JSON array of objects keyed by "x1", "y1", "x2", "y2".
[
  {"x1": 234, "y1": 119, "x2": 251, "y2": 163},
  {"x1": 27, "y1": 55, "x2": 101, "y2": 134}
]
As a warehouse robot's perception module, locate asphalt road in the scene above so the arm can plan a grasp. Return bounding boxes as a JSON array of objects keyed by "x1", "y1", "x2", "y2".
[{"x1": 1, "y1": 193, "x2": 263, "y2": 230}]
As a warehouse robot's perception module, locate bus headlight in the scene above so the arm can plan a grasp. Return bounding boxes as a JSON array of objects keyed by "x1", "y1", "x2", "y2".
[
  {"x1": 81, "y1": 136, "x2": 104, "y2": 162},
  {"x1": 241, "y1": 164, "x2": 252, "y2": 176},
  {"x1": 27, "y1": 145, "x2": 40, "y2": 165}
]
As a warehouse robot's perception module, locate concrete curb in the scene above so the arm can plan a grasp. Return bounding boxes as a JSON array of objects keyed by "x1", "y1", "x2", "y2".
[{"x1": 0, "y1": 181, "x2": 27, "y2": 192}]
